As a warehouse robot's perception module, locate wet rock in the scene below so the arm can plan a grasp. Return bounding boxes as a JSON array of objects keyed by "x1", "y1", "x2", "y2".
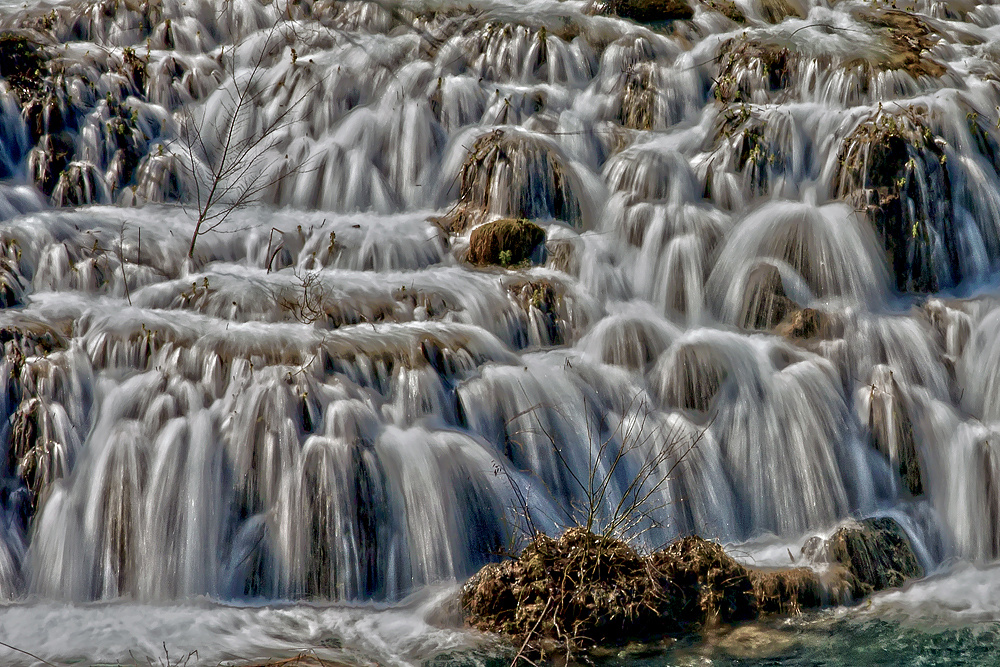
[
  {"x1": 758, "y1": 0, "x2": 805, "y2": 24},
  {"x1": 828, "y1": 517, "x2": 923, "y2": 597},
  {"x1": 862, "y1": 366, "x2": 923, "y2": 496},
  {"x1": 467, "y1": 218, "x2": 546, "y2": 267},
  {"x1": 0, "y1": 32, "x2": 47, "y2": 104},
  {"x1": 28, "y1": 132, "x2": 74, "y2": 196},
  {"x1": 588, "y1": 0, "x2": 694, "y2": 23},
  {"x1": 739, "y1": 263, "x2": 794, "y2": 331},
  {"x1": 853, "y1": 9, "x2": 946, "y2": 79},
  {"x1": 442, "y1": 129, "x2": 584, "y2": 234},
  {"x1": 836, "y1": 108, "x2": 948, "y2": 293},
  {"x1": 52, "y1": 161, "x2": 109, "y2": 206},
  {"x1": 506, "y1": 278, "x2": 564, "y2": 346},
  {"x1": 618, "y1": 62, "x2": 658, "y2": 130}
]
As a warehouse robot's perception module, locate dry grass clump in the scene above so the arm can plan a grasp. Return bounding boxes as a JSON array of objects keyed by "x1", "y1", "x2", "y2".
[
  {"x1": 748, "y1": 567, "x2": 824, "y2": 615},
  {"x1": 648, "y1": 536, "x2": 758, "y2": 629},
  {"x1": 462, "y1": 528, "x2": 675, "y2": 660},
  {"x1": 467, "y1": 219, "x2": 545, "y2": 267},
  {"x1": 463, "y1": 530, "x2": 761, "y2": 660}
]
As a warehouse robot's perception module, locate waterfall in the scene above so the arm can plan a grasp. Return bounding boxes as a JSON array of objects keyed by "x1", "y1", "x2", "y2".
[{"x1": 1, "y1": 0, "x2": 1000, "y2": 613}]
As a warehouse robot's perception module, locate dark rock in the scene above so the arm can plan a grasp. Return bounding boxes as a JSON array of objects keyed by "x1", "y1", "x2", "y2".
[
  {"x1": 589, "y1": 0, "x2": 694, "y2": 23},
  {"x1": 836, "y1": 108, "x2": 948, "y2": 293},
  {"x1": 467, "y1": 218, "x2": 545, "y2": 267},
  {"x1": 739, "y1": 263, "x2": 794, "y2": 331},
  {"x1": 828, "y1": 517, "x2": 923, "y2": 597},
  {"x1": 864, "y1": 366, "x2": 923, "y2": 496},
  {"x1": 442, "y1": 129, "x2": 583, "y2": 234},
  {"x1": 0, "y1": 32, "x2": 47, "y2": 104}
]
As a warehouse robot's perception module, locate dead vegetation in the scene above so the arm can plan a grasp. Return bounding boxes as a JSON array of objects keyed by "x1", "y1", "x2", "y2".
[
  {"x1": 463, "y1": 517, "x2": 922, "y2": 662},
  {"x1": 714, "y1": 38, "x2": 793, "y2": 105}
]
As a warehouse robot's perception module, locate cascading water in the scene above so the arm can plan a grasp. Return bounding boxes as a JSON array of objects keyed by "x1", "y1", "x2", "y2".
[{"x1": 1, "y1": 0, "x2": 1000, "y2": 663}]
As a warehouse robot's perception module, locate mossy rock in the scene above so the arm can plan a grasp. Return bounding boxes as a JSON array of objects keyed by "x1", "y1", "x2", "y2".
[
  {"x1": 0, "y1": 32, "x2": 46, "y2": 104},
  {"x1": 589, "y1": 0, "x2": 694, "y2": 23},
  {"x1": 836, "y1": 108, "x2": 947, "y2": 293},
  {"x1": 829, "y1": 517, "x2": 923, "y2": 597},
  {"x1": 443, "y1": 129, "x2": 583, "y2": 234},
  {"x1": 853, "y1": 9, "x2": 946, "y2": 79},
  {"x1": 468, "y1": 219, "x2": 545, "y2": 267}
]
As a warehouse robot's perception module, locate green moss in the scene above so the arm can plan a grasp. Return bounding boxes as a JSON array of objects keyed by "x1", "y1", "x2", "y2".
[{"x1": 467, "y1": 219, "x2": 545, "y2": 267}]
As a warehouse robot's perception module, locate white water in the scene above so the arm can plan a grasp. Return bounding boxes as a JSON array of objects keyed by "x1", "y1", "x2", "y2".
[{"x1": 1, "y1": 0, "x2": 1000, "y2": 662}]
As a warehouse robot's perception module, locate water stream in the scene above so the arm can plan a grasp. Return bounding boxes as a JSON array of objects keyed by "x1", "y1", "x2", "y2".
[{"x1": 1, "y1": 0, "x2": 999, "y2": 663}]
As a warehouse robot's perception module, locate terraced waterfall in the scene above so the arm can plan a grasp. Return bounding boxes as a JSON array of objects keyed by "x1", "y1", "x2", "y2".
[{"x1": 1, "y1": 0, "x2": 1000, "y2": 663}]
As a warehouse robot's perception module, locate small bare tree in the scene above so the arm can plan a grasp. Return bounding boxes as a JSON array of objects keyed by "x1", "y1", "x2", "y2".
[{"x1": 176, "y1": 13, "x2": 324, "y2": 258}]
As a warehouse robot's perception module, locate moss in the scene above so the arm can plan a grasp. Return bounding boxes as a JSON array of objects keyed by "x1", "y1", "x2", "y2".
[
  {"x1": 0, "y1": 32, "x2": 47, "y2": 104},
  {"x1": 589, "y1": 0, "x2": 694, "y2": 23},
  {"x1": 829, "y1": 517, "x2": 923, "y2": 598},
  {"x1": 468, "y1": 219, "x2": 546, "y2": 267}
]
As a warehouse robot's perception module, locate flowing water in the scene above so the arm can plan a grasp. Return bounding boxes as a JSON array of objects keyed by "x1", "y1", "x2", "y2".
[{"x1": 1, "y1": 0, "x2": 1000, "y2": 663}]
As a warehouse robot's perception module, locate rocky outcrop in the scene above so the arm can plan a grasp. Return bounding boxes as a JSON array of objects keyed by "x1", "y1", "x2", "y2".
[{"x1": 462, "y1": 520, "x2": 921, "y2": 660}]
